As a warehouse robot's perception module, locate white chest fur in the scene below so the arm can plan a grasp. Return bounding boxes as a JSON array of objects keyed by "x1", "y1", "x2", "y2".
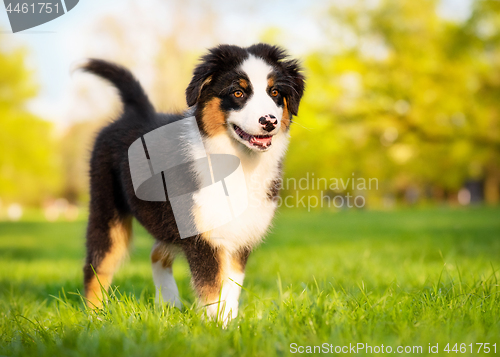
[{"x1": 191, "y1": 131, "x2": 289, "y2": 253}]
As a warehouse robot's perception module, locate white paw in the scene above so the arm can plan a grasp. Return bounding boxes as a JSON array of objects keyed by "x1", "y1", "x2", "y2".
[
  {"x1": 155, "y1": 289, "x2": 183, "y2": 309},
  {"x1": 204, "y1": 299, "x2": 238, "y2": 327},
  {"x1": 152, "y1": 263, "x2": 182, "y2": 309}
]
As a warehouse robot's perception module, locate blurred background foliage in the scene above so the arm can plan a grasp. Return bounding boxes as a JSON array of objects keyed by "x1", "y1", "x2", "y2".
[
  {"x1": 289, "y1": 0, "x2": 500, "y2": 206},
  {"x1": 0, "y1": 45, "x2": 61, "y2": 206},
  {"x1": 0, "y1": 0, "x2": 499, "y2": 215}
]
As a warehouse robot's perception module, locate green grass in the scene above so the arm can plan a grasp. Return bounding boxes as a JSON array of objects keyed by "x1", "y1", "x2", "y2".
[{"x1": 0, "y1": 207, "x2": 499, "y2": 356}]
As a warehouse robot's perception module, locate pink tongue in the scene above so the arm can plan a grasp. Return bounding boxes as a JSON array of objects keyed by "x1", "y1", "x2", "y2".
[{"x1": 250, "y1": 136, "x2": 272, "y2": 147}]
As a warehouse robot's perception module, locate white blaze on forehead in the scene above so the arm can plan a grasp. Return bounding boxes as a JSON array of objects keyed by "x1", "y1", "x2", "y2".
[
  {"x1": 233, "y1": 55, "x2": 281, "y2": 132},
  {"x1": 240, "y1": 55, "x2": 273, "y2": 92}
]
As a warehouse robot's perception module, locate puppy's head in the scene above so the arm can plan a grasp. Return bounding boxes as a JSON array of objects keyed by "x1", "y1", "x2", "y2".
[{"x1": 186, "y1": 44, "x2": 305, "y2": 152}]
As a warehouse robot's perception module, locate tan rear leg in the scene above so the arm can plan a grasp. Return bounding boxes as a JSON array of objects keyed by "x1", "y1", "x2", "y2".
[{"x1": 84, "y1": 215, "x2": 132, "y2": 308}]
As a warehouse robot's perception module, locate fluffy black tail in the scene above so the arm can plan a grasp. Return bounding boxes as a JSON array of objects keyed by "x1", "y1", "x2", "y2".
[{"x1": 81, "y1": 59, "x2": 155, "y2": 119}]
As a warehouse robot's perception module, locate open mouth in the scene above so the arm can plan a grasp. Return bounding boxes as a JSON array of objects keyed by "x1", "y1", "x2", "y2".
[{"x1": 232, "y1": 124, "x2": 273, "y2": 150}]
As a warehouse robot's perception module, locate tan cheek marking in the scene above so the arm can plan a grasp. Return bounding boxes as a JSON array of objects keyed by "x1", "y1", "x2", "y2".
[
  {"x1": 85, "y1": 216, "x2": 132, "y2": 308},
  {"x1": 281, "y1": 97, "x2": 290, "y2": 130},
  {"x1": 202, "y1": 98, "x2": 226, "y2": 136}
]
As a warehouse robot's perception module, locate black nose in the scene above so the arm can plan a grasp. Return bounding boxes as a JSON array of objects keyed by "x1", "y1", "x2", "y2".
[{"x1": 259, "y1": 115, "x2": 278, "y2": 132}]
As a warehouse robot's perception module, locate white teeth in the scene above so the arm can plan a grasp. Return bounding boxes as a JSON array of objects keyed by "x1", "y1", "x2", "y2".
[{"x1": 233, "y1": 124, "x2": 272, "y2": 149}]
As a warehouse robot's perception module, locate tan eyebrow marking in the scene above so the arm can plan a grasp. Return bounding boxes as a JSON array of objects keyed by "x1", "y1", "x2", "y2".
[
  {"x1": 238, "y1": 78, "x2": 249, "y2": 89},
  {"x1": 267, "y1": 76, "x2": 275, "y2": 88}
]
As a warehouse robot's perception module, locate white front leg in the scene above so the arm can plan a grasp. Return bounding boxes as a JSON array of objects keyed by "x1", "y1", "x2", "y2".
[
  {"x1": 205, "y1": 271, "x2": 245, "y2": 325},
  {"x1": 152, "y1": 261, "x2": 182, "y2": 309}
]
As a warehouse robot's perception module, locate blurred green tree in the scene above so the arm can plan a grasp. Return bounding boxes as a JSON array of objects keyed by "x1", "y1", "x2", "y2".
[
  {"x1": 0, "y1": 40, "x2": 61, "y2": 206},
  {"x1": 285, "y1": 0, "x2": 500, "y2": 206}
]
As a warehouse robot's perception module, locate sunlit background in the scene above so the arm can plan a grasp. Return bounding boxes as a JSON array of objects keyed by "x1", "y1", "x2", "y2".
[{"x1": 1, "y1": 0, "x2": 499, "y2": 221}]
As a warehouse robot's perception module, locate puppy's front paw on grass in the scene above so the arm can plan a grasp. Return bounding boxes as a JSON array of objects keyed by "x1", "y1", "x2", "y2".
[{"x1": 203, "y1": 300, "x2": 239, "y2": 328}]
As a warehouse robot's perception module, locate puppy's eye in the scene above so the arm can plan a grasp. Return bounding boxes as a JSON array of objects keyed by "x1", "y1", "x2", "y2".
[
  {"x1": 271, "y1": 89, "x2": 279, "y2": 97},
  {"x1": 233, "y1": 90, "x2": 244, "y2": 98}
]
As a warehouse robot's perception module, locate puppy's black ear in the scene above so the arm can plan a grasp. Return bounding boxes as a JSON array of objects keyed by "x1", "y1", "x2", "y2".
[
  {"x1": 186, "y1": 45, "x2": 248, "y2": 107},
  {"x1": 186, "y1": 64, "x2": 213, "y2": 107},
  {"x1": 282, "y1": 59, "x2": 305, "y2": 116}
]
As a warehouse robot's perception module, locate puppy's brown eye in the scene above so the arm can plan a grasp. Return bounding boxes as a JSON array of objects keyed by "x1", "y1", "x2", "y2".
[
  {"x1": 234, "y1": 90, "x2": 244, "y2": 98},
  {"x1": 271, "y1": 89, "x2": 279, "y2": 97}
]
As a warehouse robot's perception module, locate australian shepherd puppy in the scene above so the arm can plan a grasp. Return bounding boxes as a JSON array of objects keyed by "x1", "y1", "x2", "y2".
[{"x1": 82, "y1": 43, "x2": 305, "y2": 322}]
